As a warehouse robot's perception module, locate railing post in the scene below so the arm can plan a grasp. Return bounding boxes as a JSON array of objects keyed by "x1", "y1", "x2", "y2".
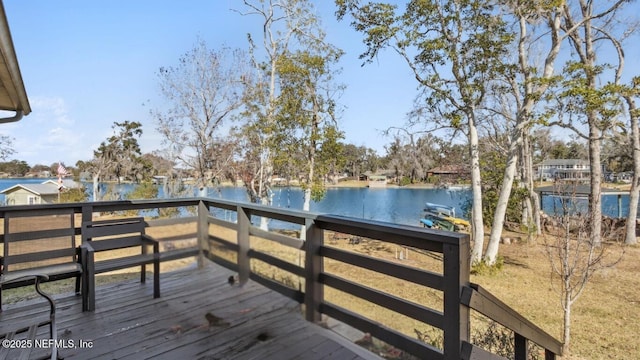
[
  {"x1": 197, "y1": 201, "x2": 210, "y2": 269},
  {"x1": 304, "y1": 217, "x2": 323, "y2": 323},
  {"x1": 545, "y1": 349, "x2": 556, "y2": 360},
  {"x1": 515, "y1": 333, "x2": 528, "y2": 360},
  {"x1": 443, "y1": 237, "x2": 470, "y2": 360},
  {"x1": 81, "y1": 204, "x2": 93, "y2": 225},
  {"x1": 237, "y1": 206, "x2": 251, "y2": 285}
]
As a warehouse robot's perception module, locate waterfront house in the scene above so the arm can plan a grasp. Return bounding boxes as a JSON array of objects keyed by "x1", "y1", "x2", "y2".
[
  {"x1": 426, "y1": 164, "x2": 470, "y2": 184},
  {"x1": 536, "y1": 159, "x2": 590, "y2": 182},
  {"x1": 363, "y1": 170, "x2": 396, "y2": 187},
  {"x1": 1, "y1": 183, "x2": 59, "y2": 205},
  {"x1": 0, "y1": 179, "x2": 81, "y2": 205}
]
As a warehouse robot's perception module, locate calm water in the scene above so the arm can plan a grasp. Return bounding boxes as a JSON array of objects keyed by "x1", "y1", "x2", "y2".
[
  {"x1": 0, "y1": 178, "x2": 470, "y2": 227},
  {"x1": 1, "y1": 178, "x2": 636, "y2": 227}
]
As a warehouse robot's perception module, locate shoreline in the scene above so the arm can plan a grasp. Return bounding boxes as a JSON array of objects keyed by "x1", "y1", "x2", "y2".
[{"x1": 2, "y1": 177, "x2": 629, "y2": 192}]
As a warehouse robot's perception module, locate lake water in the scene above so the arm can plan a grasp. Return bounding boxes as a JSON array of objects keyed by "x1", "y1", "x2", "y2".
[
  {"x1": 0, "y1": 178, "x2": 470, "y2": 227},
  {"x1": 1, "y1": 178, "x2": 636, "y2": 227}
]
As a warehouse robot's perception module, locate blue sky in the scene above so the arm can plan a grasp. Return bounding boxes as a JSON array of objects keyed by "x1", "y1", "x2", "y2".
[
  {"x1": 1, "y1": 1, "x2": 638, "y2": 167},
  {"x1": 1, "y1": 0, "x2": 416, "y2": 167}
]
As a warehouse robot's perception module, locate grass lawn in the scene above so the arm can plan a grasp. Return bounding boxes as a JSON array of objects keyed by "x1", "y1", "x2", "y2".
[{"x1": 473, "y1": 236, "x2": 639, "y2": 359}]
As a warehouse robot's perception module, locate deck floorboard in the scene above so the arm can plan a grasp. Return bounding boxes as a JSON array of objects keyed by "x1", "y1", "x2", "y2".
[{"x1": 0, "y1": 262, "x2": 381, "y2": 360}]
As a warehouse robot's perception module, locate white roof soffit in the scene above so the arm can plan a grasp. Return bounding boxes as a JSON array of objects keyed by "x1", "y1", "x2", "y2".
[{"x1": 0, "y1": 0, "x2": 30, "y2": 122}]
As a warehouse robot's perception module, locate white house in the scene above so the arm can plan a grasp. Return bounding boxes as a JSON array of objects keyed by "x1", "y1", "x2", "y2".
[{"x1": 536, "y1": 159, "x2": 590, "y2": 182}]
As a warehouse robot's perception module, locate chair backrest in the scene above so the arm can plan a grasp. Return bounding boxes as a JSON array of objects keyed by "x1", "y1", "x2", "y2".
[
  {"x1": 2, "y1": 208, "x2": 77, "y2": 273},
  {"x1": 81, "y1": 217, "x2": 147, "y2": 248}
]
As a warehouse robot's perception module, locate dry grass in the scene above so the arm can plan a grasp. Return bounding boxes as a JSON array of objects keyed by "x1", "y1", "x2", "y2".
[{"x1": 483, "y1": 235, "x2": 640, "y2": 360}]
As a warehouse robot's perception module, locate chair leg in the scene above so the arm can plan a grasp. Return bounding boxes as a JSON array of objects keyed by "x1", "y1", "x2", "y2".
[
  {"x1": 86, "y1": 273, "x2": 95, "y2": 312},
  {"x1": 75, "y1": 274, "x2": 81, "y2": 295},
  {"x1": 84, "y1": 250, "x2": 95, "y2": 312},
  {"x1": 153, "y1": 260, "x2": 160, "y2": 298},
  {"x1": 34, "y1": 276, "x2": 58, "y2": 360},
  {"x1": 81, "y1": 273, "x2": 88, "y2": 312},
  {"x1": 141, "y1": 264, "x2": 146, "y2": 284}
]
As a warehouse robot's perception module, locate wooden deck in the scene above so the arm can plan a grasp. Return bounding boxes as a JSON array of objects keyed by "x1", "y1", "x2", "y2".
[{"x1": 0, "y1": 262, "x2": 381, "y2": 360}]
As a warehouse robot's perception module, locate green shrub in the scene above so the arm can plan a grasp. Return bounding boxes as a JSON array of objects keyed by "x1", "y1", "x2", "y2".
[
  {"x1": 59, "y1": 187, "x2": 88, "y2": 203},
  {"x1": 126, "y1": 181, "x2": 158, "y2": 200},
  {"x1": 399, "y1": 176, "x2": 412, "y2": 186}
]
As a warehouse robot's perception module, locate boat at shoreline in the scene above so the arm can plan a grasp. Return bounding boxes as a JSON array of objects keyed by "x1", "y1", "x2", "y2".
[
  {"x1": 421, "y1": 202, "x2": 470, "y2": 231},
  {"x1": 424, "y1": 202, "x2": 456, "y2": 217}
]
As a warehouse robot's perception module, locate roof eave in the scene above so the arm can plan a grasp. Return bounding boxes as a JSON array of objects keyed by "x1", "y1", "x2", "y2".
[{"x1": 0, "y1": 1, "x2": 30, "y2": 118}]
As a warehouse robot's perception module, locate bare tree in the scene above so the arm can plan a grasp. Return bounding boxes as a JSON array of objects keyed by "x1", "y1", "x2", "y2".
[
  {"x1": 0, "y1": 134, "x2": 14, "y2": 161},
  {"x1": 542, "y1": 182, "x2": 623, "y2": 353},
  {"x1": 153, "y1": 39, "x2": 248, "y2": 195}
]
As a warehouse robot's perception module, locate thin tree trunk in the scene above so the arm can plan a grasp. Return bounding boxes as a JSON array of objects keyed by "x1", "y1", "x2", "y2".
[
  {"x1": 301, "y1": 107, "x2": 318, "y2": 240},
  {"x1": 563, "y1": 286, "x2": 572, "y2": 351},
  {"x1": 469, "y1": 118, "x2": 485, "y2": 263},
  {"x1": 522, "y1": 134, "x2": 540, "y2": 238},
  {"x1": 588, "y1": 126, "x2": 603, "y2": 247},
  {"x1": 525, "y1": 137, "x2": 542, "y2": 237},
  {"x1": 520, "y1": 138, "x2": 529, "y2": 225},
  {"x1": 92, "y1": 173, "x2": 100, "y2": 202},
  {"x1": 562, "y1": 219, "x2": 572, "y2": 351},
  {"x1": 625, "y1": 95, "x2": 639, "y2": 244},
  {"x1": 485, "y1": 140, "x2": 519, "y2": 264}
]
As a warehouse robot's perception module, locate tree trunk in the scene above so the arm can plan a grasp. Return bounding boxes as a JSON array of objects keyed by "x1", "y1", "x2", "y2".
[
  {"x1": 469, "y1": 117, "x2": 485, "y2": 263},
  {"x1": 588, "y1": 124, "x2": 603, "y2": 247},
  {"x1": 92, "y1": 173, "x2": 100, "y2": 202},
  {"x1": 485, "y1": 140, "x2": 519, "y2": 264},
  {"x1": 563, "y1": 286, "x2": 572, "y2": 352},
  {"x1": 522, "y1": 134, "x2": 541, "y2": 237},
  {"x1": 162, "y1": 176, "x2": 169, "y2": 199},
  {"x1": 625, "y1": 95, "x2": 639, "y2": 245},
  {"x1": 520, "y1": 139, "x2": 530, "y2": 225},
  {"x1": 259, "y1": 197, "x2": 270, "y2": 230}
]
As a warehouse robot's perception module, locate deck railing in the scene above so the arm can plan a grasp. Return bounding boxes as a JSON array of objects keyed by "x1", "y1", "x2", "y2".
[{"x1": 0, "y1": 198, "x2": 563, "y2": 360}]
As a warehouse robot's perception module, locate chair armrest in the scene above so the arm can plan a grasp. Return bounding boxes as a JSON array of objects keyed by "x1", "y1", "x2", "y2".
[
  {"x1": 80, "y1": 241, "x2": 96, "y2": 253},
  {"x1": 141, "y1": 234, "x2": 158, "y2": 244},
  {"x1": 141, "y1": 234, "x2": 159, "y2": 254}
]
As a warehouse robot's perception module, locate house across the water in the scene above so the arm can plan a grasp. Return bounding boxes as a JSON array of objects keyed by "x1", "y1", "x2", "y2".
[
  {"x1": 367, "y1": 175, "x2": 387, "y2": 188},
  {"x1": 535, "y1": 159, "x2": 590, "y2": 182},
  {"x1": 426, "y1": 165, "x2": 470, "y2": 184},
  {"x1": 1, "y1": 179, "x2": 82, "y2": 205}
]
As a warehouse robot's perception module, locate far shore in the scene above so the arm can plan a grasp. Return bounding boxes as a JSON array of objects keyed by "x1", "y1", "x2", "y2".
[{"x1": 1, "y1": 176, "x2": 631, "y2": 192}]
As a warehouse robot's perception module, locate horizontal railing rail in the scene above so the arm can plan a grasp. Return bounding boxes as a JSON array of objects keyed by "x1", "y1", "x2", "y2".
[
  {"x1": 199, "y1": 198, "x2": 563, "y2": 360},
  {"x1": 462, "y1": 283, "x2": 564, "y2": 359},
  {"x1": 0, "y1": 197, "x2": 563, "y2": 360}
]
